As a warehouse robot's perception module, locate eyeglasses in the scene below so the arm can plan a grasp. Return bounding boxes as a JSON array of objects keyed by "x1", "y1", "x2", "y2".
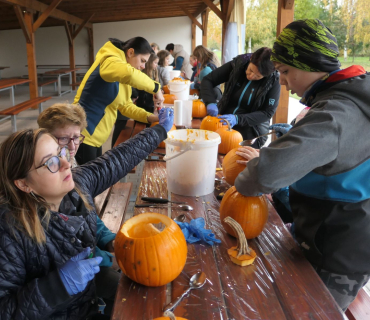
[
  {"x1": 34, "y1": 147, "x2": 71, "y2": 173},
  {"x1": 55, "y1": 134, "x2": 85, "y2": 146}
]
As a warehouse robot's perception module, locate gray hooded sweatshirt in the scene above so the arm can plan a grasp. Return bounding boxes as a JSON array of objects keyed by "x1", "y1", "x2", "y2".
[{"x1": 172, "y1": 44, "x2": 193, "y2": 79}]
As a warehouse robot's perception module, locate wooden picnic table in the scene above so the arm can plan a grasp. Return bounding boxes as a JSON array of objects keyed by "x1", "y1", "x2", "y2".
[
  {"x1": 44, "y1": 68, "x2": 80, "y2": 96},
  {"x1": 0, "y1": 78, "x2": 31, "y2": 106},
  {"x1": 0, "y1": 66, "x2": 10, "y2": 79},
  {"x1": 111, "y1": 121, "x2": 344, "y2": 319}
]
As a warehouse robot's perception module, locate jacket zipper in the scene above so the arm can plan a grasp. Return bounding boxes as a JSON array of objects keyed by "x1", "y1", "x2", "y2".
[{"x1": 233, "y1": 80, "x2": 251, "y2": 115}]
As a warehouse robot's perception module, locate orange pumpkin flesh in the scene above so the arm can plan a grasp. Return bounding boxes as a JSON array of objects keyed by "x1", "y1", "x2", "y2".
[
  {"x1": 192, "y1": 99, "x2": 207, "y2": 118},
  {"x1": 115, "y1": 213, "x2": 187, "y2": 287},
  {"x1": 200, "y1": 116, "x2": 227, "y2": 132},
  {"x1": 220, "y1": 186, "x2": 269, "y2": 239},
  {"x1": 164, "y1": 94, "x2": 177, "y2": 104},
  {"x1": 216, "y1": 120, "x2": 243, "y2": 154},
  {"x1": 222, "y1": 148, "x2": 247, "y2": 185},
  {"x1": 151, "y1": 122, "x2": 176, "y2": 148}
]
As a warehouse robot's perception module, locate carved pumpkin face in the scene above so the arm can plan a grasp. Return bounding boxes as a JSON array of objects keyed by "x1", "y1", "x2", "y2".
[{"x1": 200, "y1": 116, "x2": 227, "y2": 132}]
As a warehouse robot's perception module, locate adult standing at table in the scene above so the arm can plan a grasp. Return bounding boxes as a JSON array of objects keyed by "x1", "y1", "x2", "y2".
[
  {"x1": 165, "y1": 43, "x2": 193, "y2": 80},
  {"x1": 74, "y1": 37, "x2": 164, "y2": 164},
  {"x1": 201, "y1": 48, "x2": 280, "y2": 148},
  {"x1": 235, "y1": 19, "x2": 370, "y2": 311}
]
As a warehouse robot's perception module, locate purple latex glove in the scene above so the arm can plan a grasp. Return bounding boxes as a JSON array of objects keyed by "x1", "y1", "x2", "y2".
[
  {"x1": 218, "y1": 114, "x2": 237, "y2": 127},
  {"x1": 269, "y1": 123, "x2": 292, "y2": 138},
  {"x1": 158, "y1": 108, "x2": 174, "y2": 132},
  {"x1": 207, "y1": 103, "x2": 218, "y2": 116},
  {"x1": 176, "y1": 218, "x2": 221, "y2": 246}
]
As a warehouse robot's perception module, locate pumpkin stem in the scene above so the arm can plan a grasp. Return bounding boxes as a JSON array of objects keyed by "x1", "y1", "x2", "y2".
[
  {"x1": 223, "y1": 119, "x2": 232, "y2": 131},
  {"x1": 163, "y1": 310, "x2": 176, "y2": 320},
  {"x1": 224, "y1": 217, "x2": 251, "y2": 256}
]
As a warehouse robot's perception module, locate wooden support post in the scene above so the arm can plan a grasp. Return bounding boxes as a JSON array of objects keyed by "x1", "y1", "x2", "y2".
[
  {"x1": 202, "y1": 8, "x2": 209, "y2": 46},
  {"x1": 191, "y1": 23, "x2": 196, "y2": 52},
  {"x1": 24, "y1": 12, "x2": 38, "y2": 101},
  {"x1": 201, "y1": 0, "x2": 225, "y2": 21},
  {"x1": 272, "y1": 0, "x2": 294, "y2": 129},
  {"x1": 178, "y1": 5, "x2": 203, "y2": 30},
  {"x1": 221, "y1": 0, "x2": 235, "y2": 64},
  {"x1": 88, "y1": 28, "x2": 94, "y2": 66},
  {"x1": 65, "y1": 22, "x2": 76, "y2": 90}
]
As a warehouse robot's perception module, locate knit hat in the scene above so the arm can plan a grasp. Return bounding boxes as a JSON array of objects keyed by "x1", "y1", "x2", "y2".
[
  {"x1": 271, "y1": 19, "x2": 340, "y2": 72},
  {"x1": 199, "y1": 67, "x2": 213, "y2": 82}
]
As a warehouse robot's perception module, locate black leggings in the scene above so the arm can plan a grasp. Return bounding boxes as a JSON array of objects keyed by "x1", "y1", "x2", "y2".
[{"x1": 75, "y1": 143, "x2": 102, "y2": 165}]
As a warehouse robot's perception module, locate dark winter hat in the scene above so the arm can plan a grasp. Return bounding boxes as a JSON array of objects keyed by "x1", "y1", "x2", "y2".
[{"x1": 271, "y1": 19, "x2": 340, "y2": 72}]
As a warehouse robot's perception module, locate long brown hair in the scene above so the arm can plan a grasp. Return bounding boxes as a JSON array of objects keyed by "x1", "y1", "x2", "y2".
[
  {"x1": 0, "y1": 129, "x2": 91, "y2": 244},
  {"x1": 143, "y1": 53, "x2": 159, "y2": 81},
  {"x1": 157, "y1": 50, "x2": 170, "y2": 67},
  {"x1": 193, "y1": 45, "x2": 220, "y2": 69}
]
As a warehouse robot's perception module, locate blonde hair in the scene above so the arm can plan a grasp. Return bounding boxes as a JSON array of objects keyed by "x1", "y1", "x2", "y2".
[
  {"x1": 37, "y1": 103, "x2": 87, "y2": 132},
  {"x1": 0, "y1": 129, "x2": 92, "y2": 244},
  {"x1": 150, "y1": 42, "x2": 160, "y2": 50},
  {"x1": 193, "y1": 45, "x2": 220, "y2": 69},
  {"x1": 157, "y1": 50, "x2": 170, "y2": 67},
  {"x1": 143, "y1": 53, "x2": 159, "y2": 81}
]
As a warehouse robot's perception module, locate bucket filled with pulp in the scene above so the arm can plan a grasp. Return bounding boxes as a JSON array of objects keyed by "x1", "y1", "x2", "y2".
[{"x1": 164, "y1": 129, "x2": 221, "y2": 196}]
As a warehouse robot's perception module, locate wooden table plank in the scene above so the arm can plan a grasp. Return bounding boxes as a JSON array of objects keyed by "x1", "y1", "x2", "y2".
[
  {"x1": 44, "y1": 68, "x2": 80, "y2": 74},
  {"x1": 0, "y1": 78, "x2": 31, "y2": 90}
]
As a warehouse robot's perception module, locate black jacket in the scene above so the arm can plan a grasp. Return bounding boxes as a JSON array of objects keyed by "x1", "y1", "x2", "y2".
[
  {"x1": 0, "y1": 125, "x2": 166, "y2": 320},
  {"x1": 201, "y1": 54, "x2": 280, "y2": 147}
]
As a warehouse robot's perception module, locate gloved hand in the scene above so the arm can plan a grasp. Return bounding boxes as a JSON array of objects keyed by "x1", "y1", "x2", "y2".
[
  {"x1": 269, "y1": 123, "x2": 292, "y2": 138},
  {"x1": 158, "y1": 108, "x2": 174, "y2": 132},
  {"x1": 207, "y1": 103, "x2": 218, "y2": 117},
  {"x1": 59, "y1": 247, "x2": 103, "y2": 296},
  {"x1": 190, "y1": 82, "x2": 196, "y2": 89},
  {"x1": 176, "y1": 217, "x2": 221, "y2": 246},
  {"x1": 218, "y1": 114, "x2": 237, "y2": 127}
]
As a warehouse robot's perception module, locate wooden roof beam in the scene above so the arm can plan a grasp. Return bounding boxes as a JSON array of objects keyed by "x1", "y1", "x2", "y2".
[
  {"x1": 0, "y1": 0, "x2": 93, "y2": 28},
  {"x1": 72, "y1": 13, "x2": 94, "y2": 40},
  {"x1": 178, "y1": 5, "x2": 203, "y2": 30},
  {"x1": 201, "y1": 0, "x2": 225, "y2": 21},
  {"x1": 13, "y1": 5, "x2": 31, "y2": 43},
  {"x1": 33, "y1": 0, "x2": 63, "y2": 32}
]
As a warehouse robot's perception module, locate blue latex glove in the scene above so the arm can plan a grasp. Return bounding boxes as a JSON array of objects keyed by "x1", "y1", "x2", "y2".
[
  {"x1": 176, "y1": 218, "x2": 221, "y2": 246},
  {"x1": 269, "y1": 123, "x2": 292, "y2": 138},
  {"x1": 190, "y1": 82, "x2": 196, "y2": 89},
  {"x1": 218, "y1": 114, "x2": 237, "y2": 127},
  {"x1": 59, "y1": 247, "x2": 103, "y2": 295},
  {"x1": 158, "y1": 108, "x2": 174, "y2": 132},
  {"x1": 272, "y1": 186, "x2": 291, "y2": 212},
  {"x1": 207, "y1": 103, "x2": 218, "y2": 117}
]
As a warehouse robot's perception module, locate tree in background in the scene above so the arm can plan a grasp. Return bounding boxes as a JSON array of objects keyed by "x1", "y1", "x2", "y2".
[
  {"x1": 353, "y1": 0, "x2": 370, "y2": 60},
  {"x1": 207, "y1": 6, "x2": 222, "y2": 51},
  {"x1": 342, "y1": 0, "x2": 361, "y2": 61}
]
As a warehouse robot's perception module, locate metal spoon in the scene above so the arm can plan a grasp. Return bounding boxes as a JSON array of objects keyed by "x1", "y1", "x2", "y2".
[
  {"x1": 163, "y1": 271, "x2": 207, "y2": 312},
  {"x1": 135, "y1": 204, "x2": 194, "y2": 211},
  {"x1": 239, "y1": 130, "x2": 276, "y2": 146},
  {"x1": 174, "y1": 214, "x2": 186, "y2": 222}
]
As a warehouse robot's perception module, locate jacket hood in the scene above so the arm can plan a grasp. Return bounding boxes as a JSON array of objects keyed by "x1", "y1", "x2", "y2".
[
  {"x1": 172, "y1": 44, "x2": 184, "y2": 56},
  {"x1": 97, "y1": 41, "x2": 127, "y2": 63}
]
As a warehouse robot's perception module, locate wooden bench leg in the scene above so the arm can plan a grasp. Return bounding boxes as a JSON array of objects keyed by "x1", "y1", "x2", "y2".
[
  {"x1": 11, "y1": 115, "x2": 17, "y2": 133},
  {"x1": 38, "y1": 102, "x2": 44, "y2": 113},
  {"x1": 39, "y1": 87, "x2": 42, "y2": 97}
]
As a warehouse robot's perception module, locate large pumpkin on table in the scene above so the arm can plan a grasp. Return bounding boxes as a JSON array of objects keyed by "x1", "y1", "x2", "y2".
[
  {"x1": 219, "y1": 186, "x2": 269, "y2": 239},
  {"x1": 192, "y1": 99, "x2": 207, "y2": 118},
  {"x1": 216, "y1": 120, "x2": 243, "y2": 154},
  {"x1": 151, "y1": 122, "x2": 176, "y2": 148},
  {"x1": 222, "y1": 148, "x2": 246, "y2": 185},
  {"x1": 164, "y1": 94, "x2": 177, "y2": 104},
  {"x1": 200, "y1": 116, "x2": 226, "y2": 132},
  {"x1": 163, "y1": 85, "x2": 170, "y2": 94},
  {"x1": 115, "y1": 213, "x2": 187, "y2": 287}
]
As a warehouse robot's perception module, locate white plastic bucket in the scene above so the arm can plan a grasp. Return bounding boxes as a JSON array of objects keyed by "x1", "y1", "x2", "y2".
[
  {"x1": 164, "y1": 129, "x2": 221, "y2": 196},
  {"x1": 165, "y1": 66, "x2": 174, "y2": 72},
  {"x1": 168, "y1": 81, "x2": 190, "y2": 101},
  {"x1": 169, "y1": 70, "x2": 181, "y2": 80}
]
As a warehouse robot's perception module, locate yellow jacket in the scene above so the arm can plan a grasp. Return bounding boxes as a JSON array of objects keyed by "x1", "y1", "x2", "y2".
[{"x1": 74, "y1": 41, "x2": 160, "y2": 147}]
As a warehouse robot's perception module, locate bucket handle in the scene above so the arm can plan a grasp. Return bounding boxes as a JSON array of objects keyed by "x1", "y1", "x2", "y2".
[
  {"x1": 169, "y1": 87, "x2": 188, "y2": 93},
  {"x1": 163, "y1": 144, "x2": 192, "y2": 161}
]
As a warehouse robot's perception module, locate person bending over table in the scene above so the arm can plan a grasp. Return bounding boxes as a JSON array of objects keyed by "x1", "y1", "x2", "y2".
[
  {"x1": 0, "y1": 108, "x2": 174, "y2": 319},
  {"x1": 234, "y1": 19, "x2": 370, "y2": 311},
  {"x1": 201, "y1": 47, "x2": 280, "y2": 148},
  {"x1": 74, "y1": 37, "x2": 164, "y2": 164}
]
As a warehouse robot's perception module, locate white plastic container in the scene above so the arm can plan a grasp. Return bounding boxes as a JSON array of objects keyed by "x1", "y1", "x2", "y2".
[
  {"x1": 168, "y1": 81, "x2": 190, "y2": 101},
  {"x1": 165, "y1": 66, "x2": 174, "y2": 72},
  {"x1": 169, "y1": 70, "x2": 181, "y2": 80},
  {"x1": 182, "y1": 100, "x2": 193, "y2": 128},
  {"x1": 164, "y1": 129, "x2": 221, "y2": 196}
]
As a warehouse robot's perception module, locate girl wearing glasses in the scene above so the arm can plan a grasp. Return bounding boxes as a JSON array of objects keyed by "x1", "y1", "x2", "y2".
[{"x1": 0, "y1": 108, "x2": 174, "y2": 319}]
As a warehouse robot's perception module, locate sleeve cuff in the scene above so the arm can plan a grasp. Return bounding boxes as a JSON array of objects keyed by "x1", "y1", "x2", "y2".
[
  {"x1": 150, "y1": 125, "x2": 167, "y2": 142},
  {"x1": 153, "y1": 82, "x2": 160, "y2": 93},
  {"x1": 97, "y1": 233, "x2": 116, "y2": 249}
]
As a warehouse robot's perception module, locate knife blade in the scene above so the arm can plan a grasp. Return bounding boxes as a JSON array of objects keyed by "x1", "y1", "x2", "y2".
[{"x1": 141, "y1": 197, "x2": 185, "y2": 204}]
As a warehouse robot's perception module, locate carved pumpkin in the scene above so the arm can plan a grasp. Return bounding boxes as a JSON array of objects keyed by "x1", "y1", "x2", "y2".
[
  {"x1": 200, "y1": 116, "x2": 227, "y2": 132},
  {"x1": 163, "y1": 85, "x2": 170, "y2": 94},
  {"x1": 192, "y1": 99, "x2": 207, "y2": 118},
  {"x1": 222, "y1": 148, "x2": 246, "y2": 185},
  {"x1": 190, "y1": 88, "x2": 199, "y2": 96},
  {"x1": 224, "y1": 217, "x2": 257, "y2": 266},
  {"x1": 151, "y1": 122, "x2": 176, "y2": 148},
  {"x1": 220, "y1": 186, "x2": 269, "y2": 239},
  {"x1": 115, "y1": 212, "x2": 187, "y2": 287},
  {"x1": 216, "y1": 120, "x2": 243, "y2": 154},
  {"x1": 164, "y1": 94, "x2": 177, "y2": 104}
]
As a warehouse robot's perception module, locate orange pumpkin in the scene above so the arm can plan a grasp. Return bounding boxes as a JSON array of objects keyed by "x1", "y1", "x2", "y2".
[
  {"x1": 163, "y1": 85, "x2": 170, "y2": 94},
  {"x1": 200, "y1": 116, "x2": 227, "y2": 132},
  {"x1": 190, "y1": 88, "x2": 199, "y2": 96},
  {"x1": 154, "y1": 311, "x2": 187, "y2": 320},
  {"x1": 192, "y1": 99, "x2": 207, "y2": 118},
  {"x1": 216, "y1": 120, "x2": 243, "y2": 154},
  {"x1": 151, "y1": 122, "x2": 176, "y2": 148},
  {"x1": 164, "y1": 94, "x2": 177, "y2": 104},
  {"x1": 219, "y1": 186, "x2": 269, "y2": 239},
  {"x1": 115, "y1": 212, "x2": 187, "y2": 287},
  {"x1": 222, "y1": 148, "x2": 246, "y2": 185}
]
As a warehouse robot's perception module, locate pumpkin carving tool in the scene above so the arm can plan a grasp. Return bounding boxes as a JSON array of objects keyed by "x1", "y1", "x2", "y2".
[{"x1": 141, "y1": 197, "x2": 185, "y2": 204}]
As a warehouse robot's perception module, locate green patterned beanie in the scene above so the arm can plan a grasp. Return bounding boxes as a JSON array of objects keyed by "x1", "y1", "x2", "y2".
[{"x1": 271, "y1": 19, "x2": 340, "y2": 72}]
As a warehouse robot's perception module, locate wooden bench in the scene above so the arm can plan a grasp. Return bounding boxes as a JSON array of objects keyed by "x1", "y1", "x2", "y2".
[
  {"x1": 94, "y1": 182, "x2": 133, "y2": 233},
  {"x1": 38, "y1": 79, "x2": 58, "y2": 96},
  {"x1": 0, "y1": 96, "x2": 52, "y2": 132},
  {"x1": 346, "y1": 288, "x2": 370, "y2": 320}
]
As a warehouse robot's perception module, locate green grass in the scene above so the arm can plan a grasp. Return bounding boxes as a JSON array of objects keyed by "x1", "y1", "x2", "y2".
[
  {"x1": 338, "y1": 56, "x2": 370, "y2": 70},
  {"x1": 214, "y1": 50, "x2": 222, "y2": 61}
]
